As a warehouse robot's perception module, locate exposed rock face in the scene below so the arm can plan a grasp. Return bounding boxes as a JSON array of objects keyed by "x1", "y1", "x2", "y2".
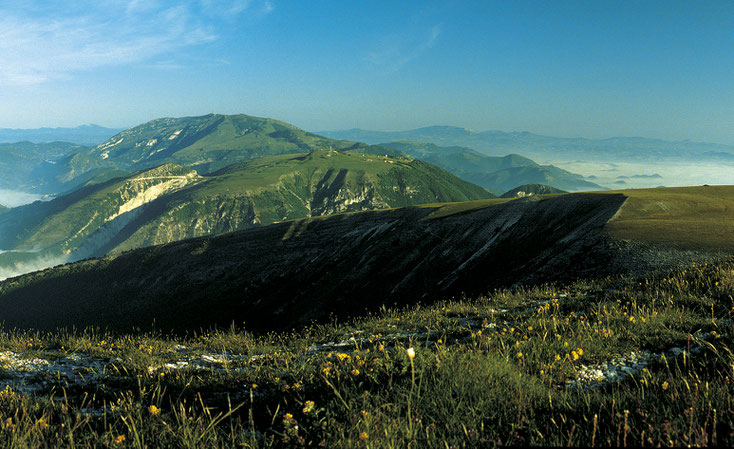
[{"x1": 1, "y1": 165, "x2": 202, "y2": 258}]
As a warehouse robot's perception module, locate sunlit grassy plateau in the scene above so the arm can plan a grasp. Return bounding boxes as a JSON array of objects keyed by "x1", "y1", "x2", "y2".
[{"x1": 0, "y1": 186, "x2": 732, "y2": 447}]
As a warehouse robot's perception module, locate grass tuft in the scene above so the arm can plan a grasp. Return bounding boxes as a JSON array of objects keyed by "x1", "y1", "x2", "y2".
[{"x1": 0, "y1": 259, "x2": 733, "y2": 446}]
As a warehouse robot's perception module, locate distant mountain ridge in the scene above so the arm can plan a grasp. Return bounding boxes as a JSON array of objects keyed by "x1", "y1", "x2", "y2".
[
  {"x1": 0, "y1": 124, "x2": 124, "y2": 146},
  {"x1": 0, "y1": 141, "x2": 89, "y2": 193},
  {"x1": 317, "y1": 126, "x2": 734, "y2": 162},
  {"x1": 1, "y1": 114, "x2": 605, "y2": 197},
  {"x1": 371, "y1": 141, "x2": 604, "y2": 194}
]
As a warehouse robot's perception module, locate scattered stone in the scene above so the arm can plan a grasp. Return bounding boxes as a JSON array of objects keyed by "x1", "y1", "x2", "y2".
[
  {"x1": 0, "y1": 351, "x2": 110, "y2": 393},
  {"x1": 567, "y1": 334, "x2": 715, "y2": 390}
]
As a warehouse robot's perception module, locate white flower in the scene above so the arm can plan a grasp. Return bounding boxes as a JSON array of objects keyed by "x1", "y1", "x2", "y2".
[{"x1": 406, "y1": 347, "x2": 415, "y2": 360}]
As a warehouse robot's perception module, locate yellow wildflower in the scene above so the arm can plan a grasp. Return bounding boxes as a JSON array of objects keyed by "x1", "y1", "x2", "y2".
[
  {"x1": 115, "y1": 435, "x2": 126, "y2": 444},
  {"x1": 148, "y1": 405, "x2": 161, "y2": 416},
  {"x1": 351, "y1": 368, "x2": 360, "y2": 376},
  {"x1": 359, "y1": 432, "x2": 369, "y2": 440},
  {"x1": 302, "y1": 400, "x2": 315, "y2": 414},
  {"x1": 284, "y1": 413, "x2": 293, "y2": 420}
]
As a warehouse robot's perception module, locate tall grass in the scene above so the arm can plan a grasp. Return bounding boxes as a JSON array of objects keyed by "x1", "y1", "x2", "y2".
[{"x1": 0, "y1": 260, "x2": 731, "y2": 447}]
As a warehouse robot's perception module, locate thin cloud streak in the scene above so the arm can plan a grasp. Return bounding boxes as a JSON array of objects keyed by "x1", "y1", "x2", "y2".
[
  {"x1": 366, "y1": 23, "x2": 443, "y2": 72},
  {"x1": 0, "y1": 0, "x2": 272, "y2": 86}
]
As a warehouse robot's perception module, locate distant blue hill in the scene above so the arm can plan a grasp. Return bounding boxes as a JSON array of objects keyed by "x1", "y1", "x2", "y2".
[
  {"x1": 0, "y1": 124, "x2": 124, "y2": 146},
  {"x1": 317, "y1": 126, "x2": 734, "y2": 163},
  {"x1": 365, "y1": 141, "x2": 604, "y2": 193}
]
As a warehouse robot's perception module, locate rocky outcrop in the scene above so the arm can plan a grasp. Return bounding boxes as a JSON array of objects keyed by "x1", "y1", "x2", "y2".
[{"x1": 16, "y1": 165, "x2": 202, "y2": 256}]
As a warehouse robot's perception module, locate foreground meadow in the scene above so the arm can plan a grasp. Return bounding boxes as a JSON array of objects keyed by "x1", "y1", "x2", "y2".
[{"x1": 0, "y1": 260, "x2": 731, "y2": 447}]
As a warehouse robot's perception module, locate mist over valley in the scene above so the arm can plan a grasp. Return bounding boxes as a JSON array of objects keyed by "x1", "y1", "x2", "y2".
[{"x1": 0, "y1": 189, "x2": 47, "y2": 208}]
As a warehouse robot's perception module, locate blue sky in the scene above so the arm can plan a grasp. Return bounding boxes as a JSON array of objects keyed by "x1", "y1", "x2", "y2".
[{"x1": 0, "y1": 0, "x2": 732, "y2": 144}]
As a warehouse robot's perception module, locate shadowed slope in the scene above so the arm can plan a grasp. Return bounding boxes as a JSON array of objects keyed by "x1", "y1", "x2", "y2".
[
  {"x1": 3, "y1": 186, "x2": 733, "y2": 334},
  {"x1": 0, "y1": 193, "x2": 627, "y2": 333}
]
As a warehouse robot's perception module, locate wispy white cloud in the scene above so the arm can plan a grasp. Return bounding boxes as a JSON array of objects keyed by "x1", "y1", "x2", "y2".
[
  {"x1": 366, "y1": 23, "x2": 443, "y2": 72},
  {"x1": 261, "y1": 1, "x2": 274, "y2": 14},
  {"x1": 198, "y1": 0, "x2": 272, "y2": 18},
  {"x1": 0, "y1": 0, "x2": 273, "y2": 86}
]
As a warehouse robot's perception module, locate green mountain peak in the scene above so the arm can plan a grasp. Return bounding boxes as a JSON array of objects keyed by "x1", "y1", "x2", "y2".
[{"x1": 59, "y1": 114, "x2": 361, "y2": 185}]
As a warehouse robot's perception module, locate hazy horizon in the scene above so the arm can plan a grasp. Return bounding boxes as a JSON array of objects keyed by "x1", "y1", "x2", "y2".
[
  {"x1": 0, "y1": 1, "x2": 731, "y2": 145},
  {"x1": 3, "y1": 119, "x2": 733, "y2": 148}
]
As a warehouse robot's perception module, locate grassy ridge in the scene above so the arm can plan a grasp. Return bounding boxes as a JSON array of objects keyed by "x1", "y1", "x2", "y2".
[
  {"x1": 4, "y1": 187, "x2": 734, "y2": 334},
  {"x1": 0, "y1": 193, "x2": 625, "y2": 333},
  {"x1": 0, "y1": 260, "x2": 729, "y2": 446},
  {"x1": 605, "y1": 185, "x2": 734, "y2": 250}
]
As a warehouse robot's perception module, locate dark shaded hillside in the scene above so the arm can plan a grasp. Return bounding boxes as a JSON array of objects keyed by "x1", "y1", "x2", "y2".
[{"x1": 0, "y1": 193, "x2": 628, "y2": 333}]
